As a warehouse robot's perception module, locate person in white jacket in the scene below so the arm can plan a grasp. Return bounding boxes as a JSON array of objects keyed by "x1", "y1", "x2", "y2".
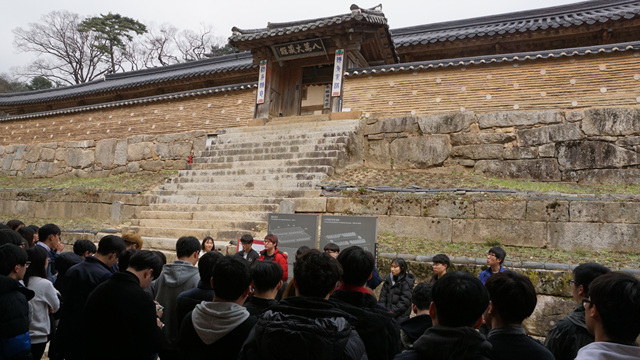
[
  {"x1": 576, "y1": 272, "x2": 640, "y2": 360},
  {"x1": 25, "y1": 246, "x2": 60, "y2": 360}
]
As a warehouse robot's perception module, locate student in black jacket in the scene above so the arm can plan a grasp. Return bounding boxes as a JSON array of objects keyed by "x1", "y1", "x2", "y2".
[{"x1": 379, "y1": 257, "x2": 415, "y2": 323}]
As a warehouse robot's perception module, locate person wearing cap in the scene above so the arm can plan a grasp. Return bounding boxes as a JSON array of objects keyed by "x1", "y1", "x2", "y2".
[
  {"x1": 258, "y1": 234, "x2": 288, "y2": 282},
  {"x1": 235, "y1": 234, "x2": 259, "y2": 266}
]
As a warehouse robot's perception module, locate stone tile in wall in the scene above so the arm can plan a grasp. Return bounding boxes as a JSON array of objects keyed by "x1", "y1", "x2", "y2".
[
  {"x1": 326, "y1": 197, "x2": 391, "y2": 215},
  {"x1": 475, "y1": 159, "x2": 561, "y2": 181},
  {"x1": 526, "y1": 201, "x2": 569, "y2": 222},
  {"x1": 389, "y1": 135, "x2": 450, "y2": 168},
  {"x1": 422, "y1": 198, "x2": 474, "y2": 219},
  {"x1": 388, "y1": 196, "x2": 422, "y2": 216},
  {"x1": 451, "y1": 144, "x2": 503, "y2": 160},
  {"x1": 450, "y1": 132, "x2": 516, "y2": 146},
  {"x1": 562, "y1": 168, "x2": 640, "y2": 184},
  {"x1": 557, "y1": 141, "x2": 640, "y2": 171},
  {"x1": 475, "y1": 200, "x2": 527, "y2": 220},
  {"x1": 478, "y1": 111, "x2": 561, "y2": 129},
  {"x1": 538, "y1": 143, "x2": 556, "y2": 158},
  {"x1": 582, "y1": 108, "x2": 640, "y2": 136},
  {"x1": 525, "y1": 295, "x2": 575, "y2": 337},
  {"x1": 365, "y1": 140, "x2": 391, "y2": 169},
  {"x1": 364, "y1": 116, "x2": 418, "y2": 135},
  {"x1": 548, "y1": 222, "x2": 640, "y2": 253},
  {"x1": 452, "y1": 218, "x2": 547, "y2": 247},
  {"x1": 127, "y1": 142, "x2": 155, "y2": 161},
  {"x1": 417, "y1": 112, "x2": 475, "y2": 134},
  {"x1": 96, "y1": 139, "x2": 117, "y2": 168},
  {"x1": 517, "y1": 122, "x2": 584, "y2": 147},
  {"x1": 502, "y1": 146, "x2": 537, "y2": 160},
  {"x1": 569, "y1": 201, "x2": 640, "y2": 224},
  {"x1": 377, "y1": 215, "x2": 452, "y2": 242}
]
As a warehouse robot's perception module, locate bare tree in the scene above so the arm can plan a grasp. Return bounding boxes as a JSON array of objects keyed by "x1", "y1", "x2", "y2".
[
  {"x1": 174, "y1": 24, "x2": 216, "y2": 62},
  {"x1": 12, "y1": 11, "x2": 110, "y2": 85}
]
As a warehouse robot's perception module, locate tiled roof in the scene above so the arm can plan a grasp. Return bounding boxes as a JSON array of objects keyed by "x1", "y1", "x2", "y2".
[
  {"x1": 0, "y1": 52, "x2": 255, "y2": 107},
  {"x1": 345, "y1": 41, "x2": 640, "y2": 75},
  {"x1": 391, "y1": 0, "x2": 640, "y2": 47},
  {"x1": 229, "y1": 6, "x2": 388, "y2": 43},
  {"x1": 0, "y1": 82, "x2": 258, "y2": 121}
]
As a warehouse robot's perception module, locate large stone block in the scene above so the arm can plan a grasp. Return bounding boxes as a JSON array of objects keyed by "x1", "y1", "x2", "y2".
[
  {"x1": 327, "y1": 197, "x2": 391, "y2": 215},
  {"x1": 23, "y1": 145, "x2": 41, "y2": 163},
  {"x1": 34, "y1": 162, "x2": 55, "y2": 178},
  {"x1": 95, "y1": 139, "x2": 116, "y2": 168},
  {"x1": 365, "y1": 140, "x2": 391, "y2": 169},
  {"x1": 422, "y1": 199, "x2": 474, "y2": 219},
  {"x1": 452, "y1": 218, "x2": 547, "y2": 247},
  {"x1": 157, "y1": 132, "x2": 193, "y2": 143},
  {"x1": 548, "y1": 222, "x2": 640, "y2": 253},
  {"x1": 389, "y1": 135, "x2": 450, "y2": 168},
  {"x1": 524, "y1": 295, "x2": 575, "y2": 337},
  {"x1": 451, "y1": 144, "x2": 503, "y2": 160},
  {"x1": 66, "y1": 149, "x2": 95, "y2": 169},
  {"x1": 417, "y1": 112, "x2": 475, "y2": 134},
  {"x1": 478, "y1": 111, "x2": 561, "y2": 129},
  {"x1": 2, "y1": 154, "x2": 14, "y2": 171},
  {"x1": 65, "y1": 140, "x2": 94, "y2": 148},
  {"x1": 475, "y1": 200, "x2": 526, "y2": 220},
  {"x1": 365, "y1": 116, "x2": 418, "y2": 135},
  {"x1": 127, "y1": 142, "x2": 154, "y2": 161},
  {"x1": 114, "y1": 140, "x2": 128, "y2": 166},
  {"x1": 526, "y1": 200, "x2": 569, "y2": 222},
  {"x1": 562, "y1": 168, "x2": 640, "y2": 184},
  {"x1": 140, "y1": 160, "x2": 164, "y2": 172},
  {"x1": 557, "y1": 141, "x2": 640, "y2": 171},
  {"x1": 502, "y1": 146, "x2": 537, "y2": 160},
  {"x1": 0, "y1": 146, "x2": 4, "y2": 156},
  {"x1": 377, "y1": 215, "x2": 452, "y2": 242},
  {"x1": 475, "y1": 159, "x2": 561, "y2": 181},
  {"x1": 582, "y1": 108, "x2": 640, "y2": 136},
  {"x1": 155, "y1": 141, "x2": 191, "y2": 159},
  {"x1": 569, "y1": 201, "x2": 640, "y2": 224},
  {"x1": 40, "y1": 148, "x2": 56, "y2": 161},
  {"x1": 450, "y1": 132, "x2": 516, "y2": 146},
  {"x1": 517, "y1": 123, "x2": 583, "y2": 147}
]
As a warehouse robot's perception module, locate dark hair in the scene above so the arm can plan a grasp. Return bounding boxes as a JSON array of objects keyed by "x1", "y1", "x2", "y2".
[
  {"x1": 38, "y1": 224, "x2": 61, "y2": 244},
  {"x1": 336, "y1": 246, "x2": 373, "y2": 286},
  {"x1": 488, "y1": 247, "x2": 506, "y2": 265},
  {"x1": 240, "y1": 234, "x2": 253, "y2": 244},
  {"x1": 212, "y1": 256, "x2": 251, "y2": 301},
  {"x1": 118, "y1": 249, "x2": 138, "y2": 272},
  {"x1": 202, "y1": 236, "x2": 215, "y2": 250},
  {"x1": 6, "y1": 220, "x2": 25, "y2": 231},
  {"x1": 432, "y1": 254, "x2": 450, "y2": 268},
  {"x1": 432, "y1": 272, "x2": 489, "y2": 327},
  {"x1": 128, "y1": 250, "x2": 165, "y2": 280},
  {"x1": 294, "y1": 249, "x2": 343, "y2": 298},
  {"x1": 97, "y1": 235, "x2": 126, "y2": 257},
  {"x1": 0, "y1": 244, "x2": 28, "y2": 276},
  {"x1": 412, "y1": 282, "x2": 432, "y2": 310},
  {"x1": 264, "y1": 234, "x2": 278, "y2": 247},
  {"x1": 73, "y1": 240, "x2": 97, "y2": 256},
  {"x1": 176, "y1": 236, "x2": 201, "y2": 258},
  {"x1": 485, "y1": 271, "x2": 537, "y2": 324},
  {"x1": 323, "y1": 243, "x2": 340, "y2": 253},
  {"x1": 589, "y1": 272, "x2": 640, "y2": 343},
  {"x1": 153, "y1": 251, "x2": 167, "y2": 265},
  {"x1": 295, "y1": 246, "x2": 311, "y2": 260},
  {"x1": 251, "y1": 261, "x2": 283, "y2": 292},
  {"x1": 573, "y1": 262, "x2": 611, "y2": 296},
  {"x1": 24, "y1": 246, "x2": 48, "y2": 285},
  {"x1": 0, "y1": 229, "x2": 25, "y2": 246},
  {"x1": 27, "y1": 225, "x2": 39, "y2": 234},
  {"x1": 199, "y1": 251, "x2": 223, "y2": 283},
  {"x1": 391, "y1": 258, "x2": 408, "y2": 276},
  {"x1": 18, "y1": 227, "x2": 35, "y2": 248},
  {"x1": 0, "y1": 223, "x2": 9, "y2": 230}
]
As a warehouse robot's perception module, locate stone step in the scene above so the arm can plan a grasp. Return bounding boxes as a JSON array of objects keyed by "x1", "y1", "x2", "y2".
[
  {"x1": 137, "y1": 216, "x2": 268, "y2": 229},
  {"x1": 151, "y1": 192, "x2": 317, "y2": 204},
  {"x1": 267, "y1": 114, "x2": 332, "y2": 124},
  {"x1": 191, "y1": 157, "x2": 337, "y2": 169},
  {"x1": 146, "y1": 203, "x2": 280, "y2": 212},
  {"x1": 151, "y1": 189, "x2": 321, "y2": 198},
  {"x1": 193, "y1": 151, "x2": 341, "y2": 164},
  {"x1": 170, "y1": 172, "x2": 327, "y2": 184},
  {"x1": 136, "y1": 225, "x2": 264, "y2": 241},
  {"x1": 141, "y1": 237, "x2": 234, "y2": 253},
  {"x1": 200, "y1": 136, "x2": 349, "y2": 151},
  {"x1": 216, "y1": 119, "x2": 358, "y2": 135},
  {"x1": 211, "y1": 129, "x2": 357, "y2": 143},
  {"x1": 176, "y1": 166, "x2": 334, "y2": 178},
  {"x1": 199, "y1": 143, "x2": 346, "y2": 157},
  {"x1": 139, "y1": 210, "x2": 271, "y2": 221}
]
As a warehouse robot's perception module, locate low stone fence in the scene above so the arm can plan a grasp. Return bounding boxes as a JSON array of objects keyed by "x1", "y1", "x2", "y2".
[
  {"x1": 363, "y1": 107, "x2": 640, "y2": 183},
  {"x1": 0, "y1": 131, "x2": 207, "y2": 178}
]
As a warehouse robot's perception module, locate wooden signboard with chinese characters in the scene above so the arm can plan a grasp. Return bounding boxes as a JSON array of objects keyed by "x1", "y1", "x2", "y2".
[{"x1": 271, "y1": 39, "x2": 326, "y2": 61}]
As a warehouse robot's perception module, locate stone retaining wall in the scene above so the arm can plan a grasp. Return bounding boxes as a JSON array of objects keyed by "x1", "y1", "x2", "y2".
[
  {"x1": 0, "y1": 131, "x2": 206, "y2": 178},
  {"x1": 362, "y1": 107, "x2": 640, "y2": 183}
]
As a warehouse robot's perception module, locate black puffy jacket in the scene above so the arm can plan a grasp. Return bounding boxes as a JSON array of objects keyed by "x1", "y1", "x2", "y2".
[
  {"x1": 544, "y1": 305, "x2": 594, "y2": 360},
  {"x1": 378, "y1": 273, "x2": 415, "y2": 324},
  {"x1": 0, "y1": 275, "x2": 35, "y2": 360},
  {"x1": 239, "y1": 296, "x2": 368, "y2": 360}
]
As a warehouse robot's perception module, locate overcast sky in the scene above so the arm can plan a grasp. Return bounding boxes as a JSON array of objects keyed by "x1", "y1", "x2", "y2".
[{"x1": 2, "y1": 0, "x2": 586, "y2": 76}]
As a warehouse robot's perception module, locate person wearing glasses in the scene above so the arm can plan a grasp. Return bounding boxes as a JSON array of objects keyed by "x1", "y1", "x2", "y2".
[
  {"x1": 478, "y1": 247, "x2": 507, "y2": 285},
  {"x1": 544, "y1": 262, "x2": 610, "y2": 360}
]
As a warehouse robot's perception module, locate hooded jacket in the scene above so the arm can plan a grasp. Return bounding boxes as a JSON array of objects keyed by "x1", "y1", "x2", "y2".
[
  {"x1": 239, "y1": 296, "x2": 368, "y2": 360},
  {"x1": 0, "y1": 275, "x2": 35, "y2": 360},
  {"x1": 575, "y1": 341, "x2": 640, "y2": 360},
  {"x1": 544, "y1": 305, "x2": 594, "y2": 360},
  {"x1": 154, "y1": 260, "x2": 200, "y2": 346},
  {"x1": 394, "y1": 326, "x2": 493, "y2": 360},
  {"x1": 400, "y1": 314, "x2": 433, "y2": 350},
  {"x1": 179, "y1": 301, "x2": 257, "y2": 360},
  {"x1": 259, "y1": 249, "x2": 288, "y2": 281},
  {"x1": 379, "y1": 272, "x2": 415, "y2": 323}
]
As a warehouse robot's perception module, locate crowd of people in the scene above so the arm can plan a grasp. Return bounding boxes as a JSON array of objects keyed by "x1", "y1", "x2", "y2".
[{"x1": 1, "y1": 219, "x2": 639, "y2": 360}]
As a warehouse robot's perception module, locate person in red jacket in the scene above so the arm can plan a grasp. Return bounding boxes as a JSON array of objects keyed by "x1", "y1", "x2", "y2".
[{"x1": 258, "y1": 234, "x2": 288, "y2": 282}]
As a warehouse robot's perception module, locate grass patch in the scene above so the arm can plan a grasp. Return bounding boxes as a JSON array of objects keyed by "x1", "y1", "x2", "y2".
[
  {"x1": 0, "y1": 215, "x2": 111, "y2": 232},
  {"x1": 377, "y1": 233, "x2": 640, "y2": 270},
  {"x1": 0, "y1": 171, "x2": 177, "y2": 193}
]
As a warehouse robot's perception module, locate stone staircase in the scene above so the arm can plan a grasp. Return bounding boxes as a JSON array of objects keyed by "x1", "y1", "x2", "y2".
[{"x1": 130, "y1": 115, "x2": 361, "y2": 251}]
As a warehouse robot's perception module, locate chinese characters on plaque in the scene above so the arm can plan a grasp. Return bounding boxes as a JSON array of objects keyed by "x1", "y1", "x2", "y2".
[
  {"x1": 331, "y1": 49, "x2": 345, "y2": 97},
  {"x1": 256, "y1": 60, "x2": 267, "y2": 104},
  {"x1": 272, "y1": 39, "x2": 326, "y2": 61}
]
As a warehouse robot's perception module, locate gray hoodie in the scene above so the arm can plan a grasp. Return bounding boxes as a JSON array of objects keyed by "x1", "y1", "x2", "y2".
[
  {"x1": 191, "y1": 301, "x2": 250, "y2": 345},
  {"x1": 576, "y1": 341, "x2": 640, "y2": 360}
]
